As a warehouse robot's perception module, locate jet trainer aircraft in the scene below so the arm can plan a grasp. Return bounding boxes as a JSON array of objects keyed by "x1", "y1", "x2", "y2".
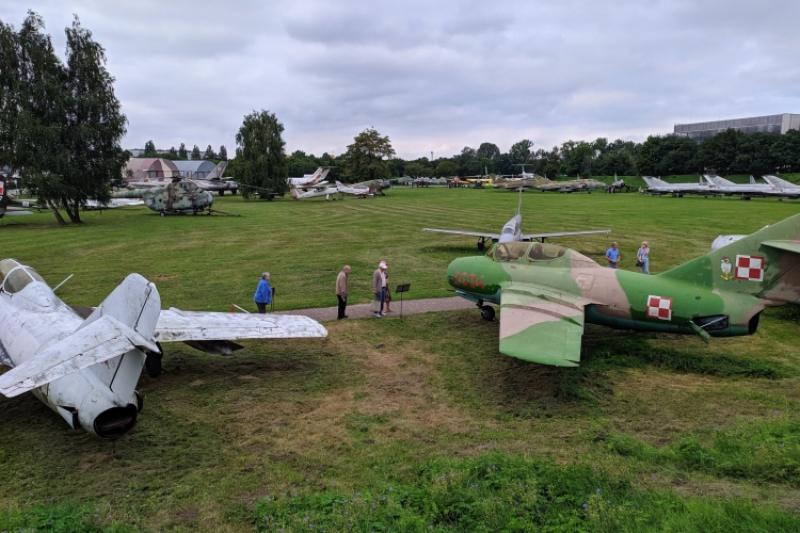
[
  {"x1": 0, "y1": 259, "x2": 327, "y2": 440},
  {"x1": 289, "y1": 167, "x2": 331, "y2": 189},
  {"x1": 423, "y1": 194, "x2": 610, "y2": 251},
  {"x1": 190, "y1": 162, "x2": 239, "y2": 196},
  {"x1": 446, "y1": 214, "x2": 800, "y2": 367},
  {"x1": 643, "y1": 176, "x2": 712, "y2": 196},
  {"x1": 336, "y1": 181, "x2": 372, "y2": 198}
]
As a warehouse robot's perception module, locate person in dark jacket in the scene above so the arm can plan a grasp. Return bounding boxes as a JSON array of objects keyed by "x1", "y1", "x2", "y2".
[{"x1": 254, "y1": 272, "x2": 272, "y2": 313}]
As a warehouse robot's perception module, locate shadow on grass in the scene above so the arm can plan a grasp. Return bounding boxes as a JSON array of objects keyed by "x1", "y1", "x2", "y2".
[{"x1": 432, "y1": 313, "x2": 790, "y2": 415}]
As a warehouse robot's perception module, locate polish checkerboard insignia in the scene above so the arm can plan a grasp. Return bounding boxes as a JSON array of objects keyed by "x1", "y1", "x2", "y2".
[
  {"x1": 734, "y1": 255, "x2": 764, "y2": 282},
  {"x1": 0, "y1": 181, "x2": 4, "y2": 196},
  {"x1": 646, "y1": 295, "x2": 673, "y2": 321}
]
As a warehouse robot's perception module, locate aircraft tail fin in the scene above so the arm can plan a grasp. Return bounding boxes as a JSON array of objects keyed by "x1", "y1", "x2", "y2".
[
  {"x1": 750, "y1": 175, "x2": 756, "y2": 184},
  {"x1": 335, "y1": 180, "x2": 344, "y2": 188},
  {"x1": 205, "y1": 161, "x2": 228, "y2": 180},
  {"x1": 658, "y1": 214, "x2": 800, "y2": 301},
  {"x1": 0, "y1": 275, "x2": 161, "y2": 398},
  {"x1": 80, "y1": 274, "x2": 161, "y2": 401}
]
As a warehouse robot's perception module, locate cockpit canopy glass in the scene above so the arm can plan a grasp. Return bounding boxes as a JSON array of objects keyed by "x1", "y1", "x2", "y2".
[
  {"x1": 527, "y1": 243, "x2": 567, "y2": 261},
  {"x1": 0, "y1": 258, "x2": 21, "y2": 285},
  {"x1": 0, "y1": 261, "x2": 45, "y2": 294},
  {"x1": 494, "y1": 242, "x2": 531, "y2": 261}
]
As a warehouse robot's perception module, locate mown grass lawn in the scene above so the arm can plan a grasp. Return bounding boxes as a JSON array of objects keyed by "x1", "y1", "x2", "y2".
[{"x1": 1, "y1": 185, "x2": 800, "y2": 532}]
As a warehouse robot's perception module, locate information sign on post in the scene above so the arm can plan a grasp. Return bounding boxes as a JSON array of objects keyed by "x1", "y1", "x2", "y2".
[{"x1": 395, "y1": 283, "x2": 410, "y2": 317}]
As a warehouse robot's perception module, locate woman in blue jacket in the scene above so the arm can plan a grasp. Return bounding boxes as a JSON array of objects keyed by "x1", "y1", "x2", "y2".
[{"x1": 254, "y1": 272, "x2": 272, "y2": 313}]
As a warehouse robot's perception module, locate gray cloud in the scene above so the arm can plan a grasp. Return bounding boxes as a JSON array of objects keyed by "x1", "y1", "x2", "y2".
[{"x1": 2, "y1": 0, "x2": 799, "y2": 158}]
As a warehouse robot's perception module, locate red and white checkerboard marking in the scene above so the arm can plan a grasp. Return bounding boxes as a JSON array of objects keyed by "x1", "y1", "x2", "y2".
[
  {"x1": 735, "y1": 255, "x2": 764, "y2": 282},
  {"x1": 646, "y1": 295, "x2": 673, "y2": 321},
  {"x1": 0, "y1": 181, "x2": 4, "y2": 196}
]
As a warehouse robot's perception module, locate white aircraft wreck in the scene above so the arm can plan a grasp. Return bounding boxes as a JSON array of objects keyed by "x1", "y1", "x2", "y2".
[{"x1": 0, "y1": 259, "x2": 327, "y2": 440}]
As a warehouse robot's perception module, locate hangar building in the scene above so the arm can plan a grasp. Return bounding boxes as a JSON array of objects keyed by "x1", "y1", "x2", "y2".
[
  {"x1": 674, "y1": 113, "x2": 800, "y2": 141},
  {"x1": 172, "y1": 160, "x2": 217, "y2": 179},
  {"x1": 124, "y1": 158, "x2": 179, "y2": 183}
]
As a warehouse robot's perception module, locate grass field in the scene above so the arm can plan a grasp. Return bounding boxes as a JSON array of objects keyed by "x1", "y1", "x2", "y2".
[{"x1": 1, "y1": 186, "x2": 800, "y2": 532}]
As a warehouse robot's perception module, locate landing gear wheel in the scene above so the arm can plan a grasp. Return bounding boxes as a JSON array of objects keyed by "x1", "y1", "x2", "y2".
[
  {"x1": 160, "y1": 211, "x2": 165, "y2": 217},
  {"x1": 477, "y1": 240, "x2": 486, "y2": 251},
  {"x1": 144, "y1": 342, "x2": 164, "y2": 378},
  {"x1": 219, "y1": 190, "x2": 224, "y2": 196},
  {"x1": 480, "y1": 305, "x2": 495, "y2": 321}
]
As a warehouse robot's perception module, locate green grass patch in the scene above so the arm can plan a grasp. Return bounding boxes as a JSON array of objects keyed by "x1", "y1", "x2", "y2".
[
  {"x1": 0, "y1": 501, "x2": 140, "y2": 533},
  {"x1": 248, "y1": 451, "x2": 800, "y2": 532},
  {"x1": 607, "y1": 419, "x2": 800, "y2": 486}
]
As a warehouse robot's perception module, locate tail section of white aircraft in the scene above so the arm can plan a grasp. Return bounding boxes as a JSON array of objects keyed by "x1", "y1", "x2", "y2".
[{"x1": 204, "y1": 161, "x2": 228, "y2": 181}]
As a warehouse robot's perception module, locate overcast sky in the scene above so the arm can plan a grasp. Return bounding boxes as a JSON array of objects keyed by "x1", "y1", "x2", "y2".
[{"x1": 3, "y1": 1, "x2": 799, "y2": 159}]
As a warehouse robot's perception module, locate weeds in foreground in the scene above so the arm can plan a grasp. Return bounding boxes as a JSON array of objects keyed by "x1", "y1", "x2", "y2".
[
  {"x1": 607, "y1": 419, "x2": 800, "y2": 486},
  {"x1": 0, "y1": 501, "x2": 139, "y2": 533},
  {"x1": 247, "y1": 452, "x2": 800, "y2": 533}
]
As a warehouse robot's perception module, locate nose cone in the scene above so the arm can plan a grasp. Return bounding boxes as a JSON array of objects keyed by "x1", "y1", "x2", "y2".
[{"x1": 207, "y1": 192, "x2": 215, "y2": 206}]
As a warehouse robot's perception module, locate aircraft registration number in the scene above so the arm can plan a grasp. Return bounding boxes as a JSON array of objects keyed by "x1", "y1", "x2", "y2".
[{"x1": 453, "y1": 271, "x2": 485, "y2": 289}]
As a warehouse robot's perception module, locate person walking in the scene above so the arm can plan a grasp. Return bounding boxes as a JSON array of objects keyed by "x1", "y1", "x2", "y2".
[
  {"x1": 336, "y1": 265, "x2": 350, "y2": 319},
  {"x1": 254, "y1": 272, "x2": 272, "y2": 314},
  {"x1": 384, "y1": 266, "x2": 393, "y2": 313},
  {"x1": 373, "y1": 261, "x2": 388, "y2": 318},
  {"x1": 637, "y1": 241, "x2": 650, "y2": 274},
  {"x1": 605, "y1": 242, "x2": 620, "y2": 269}
]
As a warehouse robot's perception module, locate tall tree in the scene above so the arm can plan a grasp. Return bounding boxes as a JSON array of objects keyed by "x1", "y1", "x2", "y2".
[
  {"x1": 178, "y1": 142, "x2": 187, "y2": 159},
  {"x1": 434, "y1": 160, "x2": 458, "y2": 177},
  {"x1": 476, "y1": 142, "x2": 500, "y2": 161},
  {"x1": 204, "y1": 144, "x2": 215, "y2": 159},
  {"x1": 233, "y1": 109, "x2": 288, "y2": 199},
  {"x1": 0, "y1": 12, "x2": 127, "y2": 224},
  {"x1": 191, "y1": 144, "x2": 200, "y2": 160},
  {"x1": 219, "y1": 145, "x2": 227, "y2": 160},
  {"x1": 168, "y1": 146, "x2": 177, "y2": 159},
  {"x1": 51, "y1": 15, "x2": 128, "y2": 223},
  {"x1": 342, "y1": 128, "x2": 395, "y2": 183},
  {"x1": 510, "y1": 139, "x2": 534, "y2": 163},
  {"x1": 143, "y1": 139, "x2": 156, "y2": 157}
]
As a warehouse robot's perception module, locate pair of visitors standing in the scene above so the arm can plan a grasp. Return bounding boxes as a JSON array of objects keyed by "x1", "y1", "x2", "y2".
[
  {"x1": 253, "y1": 272, "x2": 272, "y2": 313},
  {"x1": 605, "y1": 242, "x2": 651, "y2": 274}
]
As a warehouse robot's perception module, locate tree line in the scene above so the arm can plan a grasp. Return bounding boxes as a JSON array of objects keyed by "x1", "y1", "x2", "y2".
[{"x1": 141, "y1": 140, "x2": 228, "y2": 161}]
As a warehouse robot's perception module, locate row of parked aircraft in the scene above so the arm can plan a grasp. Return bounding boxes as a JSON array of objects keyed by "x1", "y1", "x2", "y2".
[{"x1": 644, "y1": 175, "x2": 800, "y2": 200}]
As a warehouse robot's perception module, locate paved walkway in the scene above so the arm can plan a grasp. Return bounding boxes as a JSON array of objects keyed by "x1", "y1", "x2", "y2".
[{"x1": 274, "y1": 296, "x2": 477, "y2": 322}]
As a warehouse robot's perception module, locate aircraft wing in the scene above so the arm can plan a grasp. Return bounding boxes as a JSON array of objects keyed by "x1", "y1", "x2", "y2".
[
  {"x1": 498, "y1": 284, "x2": 584, "y2": 367},
  {"x1": 522, "y1": 229, "x2": 610, "y2": 240},
  {"x1": 153, "y1": 308, "x2": 327, "y2": 344},
  {"x1": 0, "y1": 316, "x2": 158, "y2": 398},
  {"x1": 423, "y1": 228, "x2": 502, "y2": 239}
]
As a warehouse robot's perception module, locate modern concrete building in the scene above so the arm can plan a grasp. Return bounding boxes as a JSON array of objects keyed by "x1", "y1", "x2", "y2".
[
  {"x1": 172, "y1": 160, "x2": 217, "y2": 179},
  {"x1": 674, "y1": 113, "x2": 800, "y2": 141}
]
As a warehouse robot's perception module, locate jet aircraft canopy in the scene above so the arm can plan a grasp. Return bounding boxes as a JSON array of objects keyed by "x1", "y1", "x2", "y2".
[
  {"x1": 0, "y1": 259, "x2": 45, "y2": 294},
  {"x1": 490, "y1": 242, "x2": 567, "y2": 262}
]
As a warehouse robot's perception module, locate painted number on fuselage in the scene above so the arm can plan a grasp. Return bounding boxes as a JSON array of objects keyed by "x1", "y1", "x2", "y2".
[{"x1": 453, "y1": 271, "x2": 485, "y2": 290}]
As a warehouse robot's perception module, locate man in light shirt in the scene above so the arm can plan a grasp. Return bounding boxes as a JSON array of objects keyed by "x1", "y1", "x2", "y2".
[{"x1": 372, "y1": 261, "x2": 388, "y2": 317}]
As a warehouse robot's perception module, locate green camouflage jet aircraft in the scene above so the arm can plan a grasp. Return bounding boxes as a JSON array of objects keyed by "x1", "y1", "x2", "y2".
[{"x1": 447, "y1": 213, "x2": 800, "y2": 367}]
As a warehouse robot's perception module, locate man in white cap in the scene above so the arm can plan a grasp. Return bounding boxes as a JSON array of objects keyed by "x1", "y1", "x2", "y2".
[{"x1": 372, "y1": 261, "x2": 388, "y2": 317}]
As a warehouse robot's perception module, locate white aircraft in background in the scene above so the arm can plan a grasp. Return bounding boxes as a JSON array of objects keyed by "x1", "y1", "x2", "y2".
[
  {"x1": 0, "y1": 259, "x2": 327, "y2": 440},
  {"x1": 190, "y1": 161, "x2": 239, "y2": 195},
  {"x1": 761, "y1": 175, "x2": 800, "y2": 199},
  {"x1": 702, "y1": 175, "x2": 775, "y2": 199},
  {"x1": 335, "y1": 181, "x2": 371, "y2": 198},
  {"x1": 642, "y1": 176, "x2": 712, "y2": 196},
  {"x1": 291, "y1": 185, "x2": 339, "y2": 201},
  {"x1": 289, "y1": 167, "x2": 331, "y2": 189},
  {"x1": 423, "y1": 192, "x2": 610, "y2": 251}
]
